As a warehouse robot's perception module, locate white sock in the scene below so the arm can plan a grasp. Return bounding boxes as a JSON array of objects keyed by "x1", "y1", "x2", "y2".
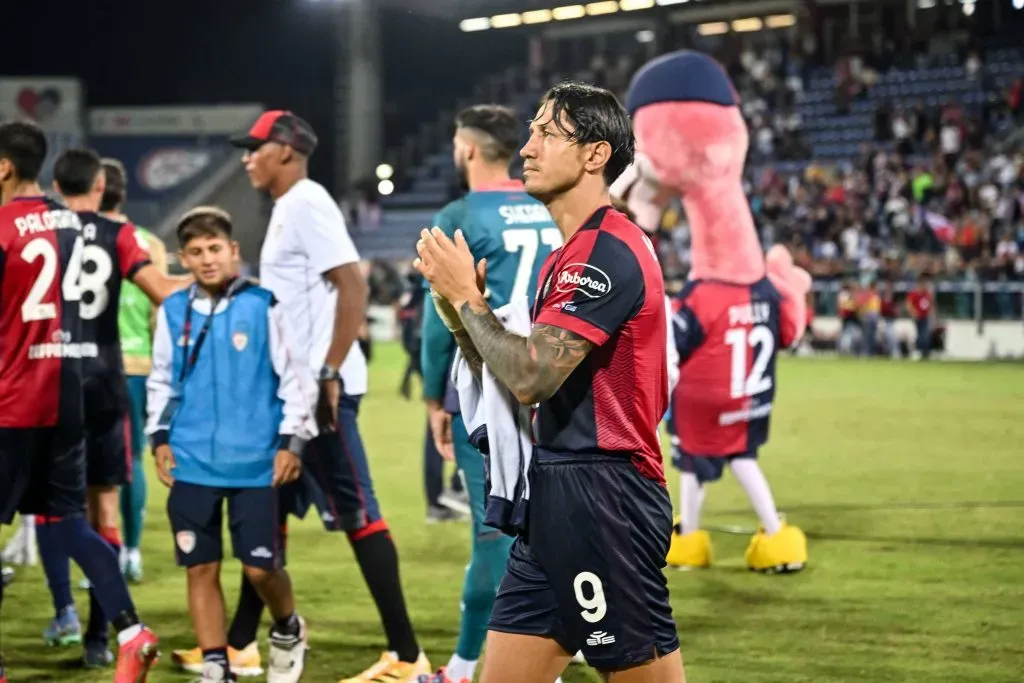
[
  {"x1": 555, "y1": 678, "x2": 564, "y2": 683},
  {"x1": 117, "y1": 624, "x2": 143, "y2": 646},
  {"x1": 22, "y1": 514, "x2": 35, "y2": 529},
  {"x1": 128, "y1": 548, "x2": 142, "y2": 563},
  {"x1": 446, "y1": 655, "x2": 477, "y2": 681},
  {"x1": 679, "y1": 472, "x2": 705, "y2": 534},
  {"x1": 730, "y1": 459, "x2": 782, "y2": 535}
]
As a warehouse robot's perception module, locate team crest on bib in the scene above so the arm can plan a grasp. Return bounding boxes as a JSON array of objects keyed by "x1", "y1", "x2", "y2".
[
  {"x1": 232, "y1": 331, "x2": 249, "y2": 351},
  {"x1": 176, "y1": 531, "x2": 196, "y2": 554}
]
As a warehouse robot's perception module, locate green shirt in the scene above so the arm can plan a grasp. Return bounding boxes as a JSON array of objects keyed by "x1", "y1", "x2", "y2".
[{"x1": 118, "y1": 226, "x2": 167, "y2": 375}]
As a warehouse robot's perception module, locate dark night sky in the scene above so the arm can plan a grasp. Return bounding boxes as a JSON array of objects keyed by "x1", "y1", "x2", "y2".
[{"x1": 3, "y1": 0, "x2": 527, "y2": 189}]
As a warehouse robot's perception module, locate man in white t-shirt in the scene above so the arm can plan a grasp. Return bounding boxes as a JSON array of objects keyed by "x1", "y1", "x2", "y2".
[{"x1": 170, "y1": 110, "x2": 430, "y2": 682}]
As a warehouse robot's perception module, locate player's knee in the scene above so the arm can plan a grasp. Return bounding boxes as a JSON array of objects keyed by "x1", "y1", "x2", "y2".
[
  {"x1": 241, "y1": 563, "x2": 275, "y2": 588},
  {"x1": 186, "y1": 562, "x2": 220, "y2": 585},
  {"x1": 87, "y1": 486, "x2": 119, "y2": 527}
]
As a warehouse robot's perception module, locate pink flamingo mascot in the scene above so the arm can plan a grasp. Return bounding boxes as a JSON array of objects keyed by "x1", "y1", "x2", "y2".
[{"x1": 611, "y1": 50, "x2": 812, "y2": 573}]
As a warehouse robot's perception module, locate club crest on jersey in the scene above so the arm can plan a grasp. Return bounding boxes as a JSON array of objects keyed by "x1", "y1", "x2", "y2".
[
  {"x1": 176, "y1": 531, "x2": 196, "y2": 554},
  {"x1": 554, "y1": 263, "x2": 612, "y2": 299},
  {"x1": 232, "y1": 331, "x2": 249, "y2": 351}
]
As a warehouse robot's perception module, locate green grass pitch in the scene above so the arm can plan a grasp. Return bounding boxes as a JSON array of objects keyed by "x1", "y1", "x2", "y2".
[{"x1": 2, "y1": 343, "x2": 1023, "y2": 682}]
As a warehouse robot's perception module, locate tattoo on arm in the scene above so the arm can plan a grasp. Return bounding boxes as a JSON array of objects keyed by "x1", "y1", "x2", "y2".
[
  {"x1": 453, "y1": 329, "x2": 484, "y2": 383},
  {"x1": 458, "y1": 299, "x2": 593, "y2": 404}
]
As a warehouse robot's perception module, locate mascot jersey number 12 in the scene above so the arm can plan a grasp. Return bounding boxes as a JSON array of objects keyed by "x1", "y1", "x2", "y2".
[{"x1": 612, "y1": 49, "x2": 812, "y2": 574}]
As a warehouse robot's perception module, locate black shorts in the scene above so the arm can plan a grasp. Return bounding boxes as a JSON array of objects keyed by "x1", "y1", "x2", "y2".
[
  {"x1": 85, "y1": 412, "x2": 129, "y2": 488},
  {"x1": 166, "y1": 482, "x2": 286, "y2": 571},
  {"x1": 489, "y1": 452, "x2": 680, "y2": 672},
  {"x1": 279, "y1": 395, "x2": 371, "y2": 533},
  {"x1": 672, "y1": 449, "x2": 757, "y2": 485},
  {"x1": 0, "y1": 427, "x2": 86, "y2": 525}
]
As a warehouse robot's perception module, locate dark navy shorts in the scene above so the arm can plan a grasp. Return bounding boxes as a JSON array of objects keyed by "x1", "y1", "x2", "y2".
[
  {"x1": 280, "y1": 394, "x2": 382, "y2": 535},
  {"x1": 166, "y1": 482, "x2": 286, "y2": 570},
  {"x1": 489, "y1": 453, "x2": 680, "y2": 672},
  {"x1": 0, "y1": 426, "x2": 86, "y2": 525},
  {"x1": 671, "y1": 445, "x2": 757, "y2": 485},
  {"x1": 85, "y1": 412, "x2": 130, "y2": 488}
]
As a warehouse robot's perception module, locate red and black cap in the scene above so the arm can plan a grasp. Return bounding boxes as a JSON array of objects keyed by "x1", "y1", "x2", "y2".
[{"x1": 230, "y1": 110, "x2": 318, "y2": 155}]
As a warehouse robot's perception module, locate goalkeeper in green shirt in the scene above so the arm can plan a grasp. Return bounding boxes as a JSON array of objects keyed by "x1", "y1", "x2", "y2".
[{"x1": 102, "y1": 159, "x2": 168, "y2": 583}]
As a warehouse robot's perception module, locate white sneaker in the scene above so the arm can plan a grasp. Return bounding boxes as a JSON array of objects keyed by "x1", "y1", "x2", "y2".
[{"x1": 267, "y1": 615, "x2": 308, "y2": 683}]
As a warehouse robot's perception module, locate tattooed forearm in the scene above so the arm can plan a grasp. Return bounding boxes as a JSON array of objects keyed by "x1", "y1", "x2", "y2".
[
  {"x1": 453, "y1": 328, "x2": 484, "y2": 383},
  {"x1": 458, "y1": 299, "x2": 593, "y2": 404}
]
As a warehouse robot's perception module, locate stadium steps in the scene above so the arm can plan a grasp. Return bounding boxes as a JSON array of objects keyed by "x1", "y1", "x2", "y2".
[
  {"x1": 154, "y1": 153, "x2": 272, "y2": 267},
  {"x1": 351, "y1": 209, "x2": 434, "y2": 261}
]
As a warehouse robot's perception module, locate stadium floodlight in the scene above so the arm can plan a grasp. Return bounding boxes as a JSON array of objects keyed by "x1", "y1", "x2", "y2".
[
  {"x1": 916, "y1": 0, "x2": 936, "y2": 8},
  {"x1": 491, "y1": 12, "x2": 523, "y2": 28},
  {"x1": 1015, "y1": 0, "x2": 1024, "y2": 10},
  {"x1": 732, "y1": 17, "x2": 763, "y2": 32},
  {"x1": 961, "y1": 0, "x2": 974, "y2": 15},
  {"x1": 620, "y1": 0, "x2": 655, "y2": 10},
  {"x1": 765, "y1": 14, "x2": 796, "y2": 29},
  {"x1": 586, "y1": 1, "x2": 619, "y2": 15},
  {"x1": 552, "y1": 4, "x2": 586, "y2": 20},
  {"x1": 635, "y1": 29, "x2": 655, "y2": 43},
  {"x1": 377, "y1": 179, "x2": 395, "y2": 196},
  {"x1": 655, "y1": 0, "x2": 690, "y2": 5},
  {"x1": 522, "y1": 9, "x2": 553, "y2": 23},
  {"x1": 459, "y1": 17, "x2": 491, "y2": 31},
  {"x1": 697, "y1": 21, "x2": 729, "y2": 35},
  {"x1": 375, "y1": 163, "x2": 393, "y2": 180}
]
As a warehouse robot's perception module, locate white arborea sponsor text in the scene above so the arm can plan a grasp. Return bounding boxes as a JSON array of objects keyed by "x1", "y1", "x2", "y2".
[
  {"x1": 28, "y1": 329, "x2": 98, "y2": 360},
  {"x1": 554, "y1": 263, "x2": 612, "y2": 299}
]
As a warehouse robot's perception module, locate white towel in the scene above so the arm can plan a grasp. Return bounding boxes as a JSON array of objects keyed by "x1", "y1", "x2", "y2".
[{"x1": 451, "y1": 297, "x2": 534, "y2": 536}]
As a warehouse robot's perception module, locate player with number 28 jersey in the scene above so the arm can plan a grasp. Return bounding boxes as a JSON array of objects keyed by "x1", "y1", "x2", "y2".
[{"x1": 75, "y1": 212, "x2": 153, "y2": 423}]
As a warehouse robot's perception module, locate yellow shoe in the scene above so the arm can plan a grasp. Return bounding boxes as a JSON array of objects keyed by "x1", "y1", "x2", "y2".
[
  {"x1": 745, "y1": 524, "x2": 808, "y2": 574},
  {"x1": 666, "y1": 521, "x2": 713, "y2": 569},
  {"x1": 338, "y1": 651, "x2": 431, "y2": 682},
  {"x1": 170, "y1": 642, "x2": 264, "y2": 677}
]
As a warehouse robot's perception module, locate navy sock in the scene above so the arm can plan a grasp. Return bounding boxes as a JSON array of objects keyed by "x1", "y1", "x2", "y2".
[
  {"x1": 227, "y1": 573, "x2": 264, "y2": 650},
  {"x1": 85, "y1": 527, "x2": 120, "y2": 645},
  {"x1": 37, "y1": 517, "x2": 138, "y2": 633},
  {"x1": 36, "y1": 519, "x2": 74, "y2": 613},
  {"x1": 272, "y1": 612, "x2": 300, "y2": 637}
]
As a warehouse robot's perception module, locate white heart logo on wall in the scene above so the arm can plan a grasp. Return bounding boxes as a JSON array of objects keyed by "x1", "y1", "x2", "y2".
[
  {"x1": 138, "y1": 148, "x2": 212, "y2": 192},
  {"x1": 554, "y1": 263, "x2": 612, "y2": 299}
]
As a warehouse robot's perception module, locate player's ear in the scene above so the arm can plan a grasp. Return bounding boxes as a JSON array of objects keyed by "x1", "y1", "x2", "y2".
[
  {"x1": 92, "y1": 171, "x2": 106, "y2": 197},
  {"x1": 281, "y1": 144, "x2": 296, "y2": 165},
  {"x1": 229, "y1": 240, "x2": 241, "y2": 262},
  {"x1": 584, "y1": 140, "x2": 612, "y2": 177},
  {"x1": 0, "y1": 158, "x2": 12, "y2": 183}
]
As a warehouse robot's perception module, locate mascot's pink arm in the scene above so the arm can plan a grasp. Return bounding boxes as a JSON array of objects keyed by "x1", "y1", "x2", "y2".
[
  {"x1": 633, "y1": 101, "x2": 764, "y2": 285},
  {"x1": 767, "y1": 245, "x2": 812, "y2": 346}
]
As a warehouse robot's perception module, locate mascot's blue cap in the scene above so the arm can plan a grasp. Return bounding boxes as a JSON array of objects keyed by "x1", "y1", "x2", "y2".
[{"x1": 625, "y1": 49, "x2": 740, "y2": 115}]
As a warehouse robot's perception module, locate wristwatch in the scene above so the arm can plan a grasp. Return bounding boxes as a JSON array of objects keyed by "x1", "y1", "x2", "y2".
[{"x1": 318, "y1": 364, "x2": 340, "y2": 382}]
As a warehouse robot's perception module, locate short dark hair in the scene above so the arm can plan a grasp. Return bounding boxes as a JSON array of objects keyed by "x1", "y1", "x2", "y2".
[
  {"x1": 539, "y1": 82, "x2": 635, "y2": 185},
  {"x1": 53, "y1": 148, "x2": 102, "y2": 197},
  {"x1": 0, "y1": 121, "x2": 48, "y2": 182},
  {"x1": 100, "y1": 158, "x2": 127, "y2": 212},
  {"x1": 176, "y1": 206, "x2": 233, "y2": 247},
  {"x1": 455, "y1": 105, "x2": 521, "y2": 163}
]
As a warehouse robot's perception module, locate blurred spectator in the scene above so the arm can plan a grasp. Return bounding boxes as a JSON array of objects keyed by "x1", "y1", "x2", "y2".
[{"x1": 906, "y1": 275, "x2": 936, "y2": 359}]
